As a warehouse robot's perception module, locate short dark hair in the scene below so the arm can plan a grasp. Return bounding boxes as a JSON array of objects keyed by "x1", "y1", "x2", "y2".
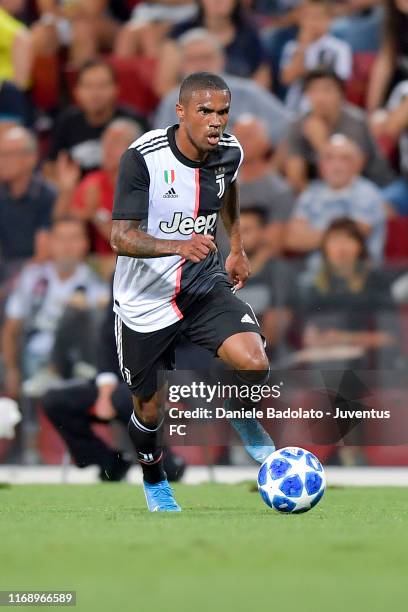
[
  {"x1": 179, "y1": 72, "x2": 230, "y2": 104},
  {"x1": 240, "y1": 206, "x2": 268, "y2": 227},
  {"x1": 303, "y1": 68, "x2": 345, "y2": 93},
  {"x1": 77, "y1": 59, "x2": 117, "y2": 85}
]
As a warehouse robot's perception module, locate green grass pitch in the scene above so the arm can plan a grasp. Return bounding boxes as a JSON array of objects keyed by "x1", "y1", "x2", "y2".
[{"x1": 1, "y1": 483, "x2": 407, "y2": 612}]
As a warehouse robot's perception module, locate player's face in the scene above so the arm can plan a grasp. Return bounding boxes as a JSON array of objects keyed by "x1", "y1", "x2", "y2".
[{"x1": 178, "y1": 89, "x2": 230, "y2": 154}]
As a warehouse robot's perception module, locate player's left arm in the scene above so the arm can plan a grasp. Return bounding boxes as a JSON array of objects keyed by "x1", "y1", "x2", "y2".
[{"x1": 220, "y1": 181, "x2": 250, "y2": 291}]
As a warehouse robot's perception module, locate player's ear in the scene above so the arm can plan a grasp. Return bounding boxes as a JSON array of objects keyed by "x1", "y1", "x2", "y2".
[{"x1": 176, "y1": 102, "x2": 185, "y2": 122}]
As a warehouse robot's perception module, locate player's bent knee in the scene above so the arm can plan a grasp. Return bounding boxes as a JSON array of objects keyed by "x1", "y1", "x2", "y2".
[
  {"x1": 239, "y1": 351, "x2": 270, "y2": 374},
  {"x1": 132, "y1": 394, "x2": 160, "y2": 425},
  {"x1": 246, "y1": 354, "x2": 269, "y2": 372}
]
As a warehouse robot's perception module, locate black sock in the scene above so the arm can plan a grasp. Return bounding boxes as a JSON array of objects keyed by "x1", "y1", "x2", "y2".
[
  {"x1": 128, "y1": 412, "x2": 166, "y2": 484},
  {"x1": 230, "y1": 368, "x2": 271, "y2": 410}
]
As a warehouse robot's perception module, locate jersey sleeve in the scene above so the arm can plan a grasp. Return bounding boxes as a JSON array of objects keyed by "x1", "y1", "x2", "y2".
[
  {"x1": 112, "y1": 148, "x2": 150, "y2": 220},
  {"x1": 231, "y1": 141, "x2": 244, "y2": 183}
]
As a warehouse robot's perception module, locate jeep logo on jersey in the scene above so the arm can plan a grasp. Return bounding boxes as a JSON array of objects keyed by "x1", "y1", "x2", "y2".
[
  {"x1": 164, "y1": 169, "x2": 175, "y2": 184},
  {"x1": 216, "y1": 172, "x2": 225, "y2": 198},
  {"x1": 159, "y1": 212, "x2": 217, "y2": 235}
]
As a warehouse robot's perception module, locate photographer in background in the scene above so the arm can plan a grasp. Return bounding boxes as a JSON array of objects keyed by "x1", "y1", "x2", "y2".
[{"x1": 42, "y1": 286, "x2": 186, "y2": 482}]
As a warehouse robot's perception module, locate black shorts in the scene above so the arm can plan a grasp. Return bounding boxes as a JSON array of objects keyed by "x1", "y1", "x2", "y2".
[{"x1": 115, "y1": 281, "x2": 262, "y2": 397}]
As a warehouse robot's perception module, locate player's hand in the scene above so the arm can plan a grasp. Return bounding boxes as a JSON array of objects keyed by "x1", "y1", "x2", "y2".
[
  {"x1": 178, "y1": 234, "x2": 217, "y2": 263},
  {"x1": 225, "y1": 249, "x2": 250, "y2": 291}
]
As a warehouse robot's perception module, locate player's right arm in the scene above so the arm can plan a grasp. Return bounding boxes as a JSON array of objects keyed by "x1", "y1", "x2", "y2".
[
  {"x1": 110, "y1": 148, "x2": 215, "y2": 262},
  {"x1": 111, "y1": 219, "x2": 216, "y2": 262}
]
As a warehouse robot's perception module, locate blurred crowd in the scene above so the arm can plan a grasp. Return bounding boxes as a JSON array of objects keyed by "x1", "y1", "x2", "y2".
[{"x1": 2, "y1": 0, "x2": 408, "y2": 468}]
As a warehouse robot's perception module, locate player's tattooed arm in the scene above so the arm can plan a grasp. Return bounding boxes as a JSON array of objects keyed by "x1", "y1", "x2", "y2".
[
  {"x1": 220, "y1": 182, "x2": 244, "y2": 254},
  {"x1": 110, "y1": 220, "x2": 216, "y2": 262},
  {"x1": 111, "y1": 220, "x2": 179, "y2": 258},
  {"x1": 221, "y1": 183, "x2": 250, "y2": 290}
]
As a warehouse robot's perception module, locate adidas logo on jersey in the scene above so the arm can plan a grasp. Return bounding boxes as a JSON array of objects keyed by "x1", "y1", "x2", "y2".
[
  {"x1": 163, "y1": 187, "x2": 178, "y2": 198},
  {"x1": 160, "y1": 211, "x2": 217, "y2": 235},
  {"x1": 241, "y1": 314, "x2": 255, "y2": 324}
]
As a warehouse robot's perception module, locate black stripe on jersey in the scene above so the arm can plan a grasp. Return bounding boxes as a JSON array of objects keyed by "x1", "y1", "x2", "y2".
[
  {"x1": 136, "y1": 136, "x2": 168, "y2": 154},
  {"x1": 138, "y1": 142, "x2": 170, "y2": 157},
  {"x1": 220, "y1": 134, "x2": 235, "y2": 141}
]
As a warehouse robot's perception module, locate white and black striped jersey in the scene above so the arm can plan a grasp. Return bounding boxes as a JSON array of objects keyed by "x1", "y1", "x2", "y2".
[{"x1": 112, "y1": 124, "x2": 243, "y2": 332}]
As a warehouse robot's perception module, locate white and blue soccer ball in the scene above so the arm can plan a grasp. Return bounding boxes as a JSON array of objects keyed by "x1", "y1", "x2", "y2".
[{"x1": 257, "y1": 447, "x2": 326, "y2": 514}]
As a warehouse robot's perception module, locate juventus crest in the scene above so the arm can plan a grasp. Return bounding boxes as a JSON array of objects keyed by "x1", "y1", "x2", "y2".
[{"x1": 215, "y1": 169, "x2": 225, "y2": 198}]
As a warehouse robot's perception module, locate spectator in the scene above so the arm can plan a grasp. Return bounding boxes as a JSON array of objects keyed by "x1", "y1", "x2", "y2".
[
  {"x1": 280, "y1": 0, "x2": 352, "y2": 110},
  {"x1": 295, "y1": 218, "x2": 398, "y2": 368},
  {"x1": 53, "y1": 118, "x2": 143, "y2": 264},
  {"x1": 233, "y1": 114, "x2": 295, "y2": 254},
  {"x1": 31, "y1": 0, "x2": 119, "y2": 68},
  {"x1": 285, "y1": 135, "x2": 386, "y2": 271},
  {"x1": 235, "y1": 208, "x2": 294, "y2": 355},
  {"x1": 115, "y1": 0, "x2": 197, "y2": 60},
  {"x1": 0, "y1": 126, "x2": 56, "y2": 262},
  {"x1": 0, "y1": 80, "x2": 32, "y2": 135},
  {"x1": 42, "y1": 286, "x2": 186, "y2": 482},
  {"x1": 154, "y1": 28, "x2": 292, "y2": 145},
  {"x1": 330, "y1": 0, "x2": 382, "y2": 54},
  {"x1": 367, "y1": 0, "x2": 408, "y2": 111},
  {"x1": 155, "y1": 0, "x2": 270, "y2": 96},
  {"x1": 1, "y1": 216, "x2": 108, "y2": 399},
  {"x1": 46, "y1": 59, "x2": 147, "y2": 178},
  {"x1": 291, "y1": 217, "x2": 399, "y2": 464},
  {"x1": 371, "y1": 80, "x2": 408, "y2": 215},
  {"x1": 0, "y1": 0, "x2": 33, "y2": 89},
  {"x1": 285, "y1": 68, "x2": 394, "y2": 193}
]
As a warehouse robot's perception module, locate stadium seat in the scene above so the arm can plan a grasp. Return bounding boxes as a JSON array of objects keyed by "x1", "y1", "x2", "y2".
[
  {"x1": 31, "y1": 55, "x2": 60, "y2": 112},
  {"x1": 105, "y1": 56, "x2": 159, "y2": 115},
  {"x1": 363, "y1": 388, "x2": 408, "y2": 465},
  {"x1": 345, "y1": 52, "x2": 376, "y2": 108},
  {"x1": 384, "y1": 216, "x2": 408, "y2": 264}
]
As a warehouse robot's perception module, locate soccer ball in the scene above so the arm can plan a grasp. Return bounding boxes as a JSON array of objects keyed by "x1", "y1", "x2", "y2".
[{"x1": 257, "y1": 447, "x2": 326, "y2": 514}]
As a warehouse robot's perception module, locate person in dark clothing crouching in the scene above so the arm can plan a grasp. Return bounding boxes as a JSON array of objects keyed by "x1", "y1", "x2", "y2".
[{"x1": 42, "y1": 290, "x2": 186, "y2": 482}]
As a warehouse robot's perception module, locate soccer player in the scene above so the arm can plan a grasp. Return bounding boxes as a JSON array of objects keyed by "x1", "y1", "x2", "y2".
[{"x1": 110, "y1": 72, "x2": 274, "y2": 512}]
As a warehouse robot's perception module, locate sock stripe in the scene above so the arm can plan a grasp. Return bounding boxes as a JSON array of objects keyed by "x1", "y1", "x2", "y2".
[{"x1": 131, "y1": 411, "x2": 164, "y2": 433}]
